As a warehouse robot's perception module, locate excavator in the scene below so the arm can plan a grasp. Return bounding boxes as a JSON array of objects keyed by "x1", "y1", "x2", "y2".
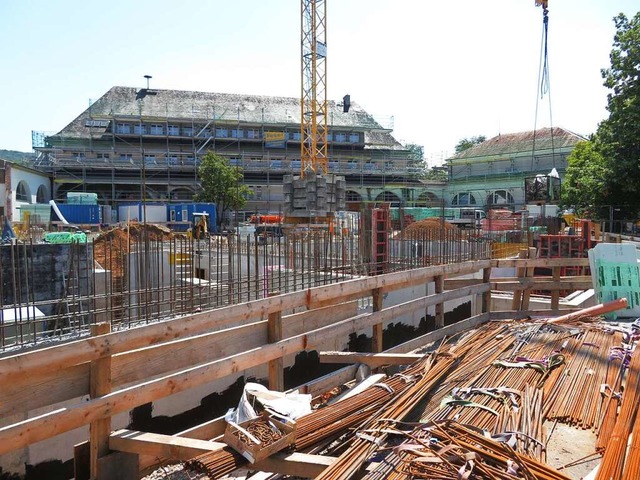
[{"x1": 190, "y1": 212, "x2": 210, "y2": 240}]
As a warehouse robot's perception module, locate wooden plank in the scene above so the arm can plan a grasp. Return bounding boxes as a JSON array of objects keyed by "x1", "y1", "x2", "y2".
[
  {"x1": 0, "y1": 290, "x2": 308, "y2": 384},
  {"x1": 490, "y1": 280, "x2": 593, "y2": 291},
  {"x1": 511, "y1": 249, "x2": 527, "y2": 310},
  {"x1": 388, "y1": 313, "x2": 491, "y2": 354},
  {"x1": 90, "y1": 323, "x2": 112, "y2": 480},
  {"x1": 112, "y1": 321, "x2": 268, "y2": 387},
  {"x1": 482, "y1": 267, "x2": 492, "y2": 314},
  {"x1": 253, "y1": 452, "x2": 336, "y2": 478},
  {"x1": 307, "y1": 260, "x2": 490, "y2": 308},
  {"x1": 551, "y1": 266, "x2": 561, "y2": 310},
  {"x1": 319, "y1": 352, "x2": 423, "y2": 367},
  {"x1": 268, "y1": 293, "x2": 284, "y2": 391},
  {"x1": 434, "y1": 275, "x2": 444, "y2": 328},
  {"x1": 372, "y1": 288, "x2": 384, "y2": 353},
  {"x1": 0, "y1": 261, "x2": 488, "y2": 386},
  {"x1": 489, "y1": 309, "x2": 580, "y2": 320},
  {"x1": 444, "y1": 278, "x2": 481, "y2": 289},
  {"x1": 0, "y1": 321, "x2": 268, "y2": 417},
  {"x1": 0, "y1": 362, "x2": 89, "y2": 417},
  {"x1": 109, "y1": 429, "x2": 225, "y2": 460},
  {"x1": 492, "y1": 257, "x2": 590, "y2": 268},
  {"x1": 0, "y1": 283, "x2": 489, "y2": 455},
  {"x1": 296, "y1": 365, "x2": 358, "y2": 398},
  {"x1": 175, "y1": 417, "x2": 227, "y2": 441},
  {"x1": 520, "y1": 247, "x2": 538, "y2": 310},
  {"x1": 491, "y1": 275, "x2": 592, "y2": 284},
  {"x1": 283, "y1": 302, "x2": 358, "y2": 339}
]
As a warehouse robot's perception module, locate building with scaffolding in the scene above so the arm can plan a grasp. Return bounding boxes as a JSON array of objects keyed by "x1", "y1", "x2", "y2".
[
  {"x1": 32, "y1": 86, "x2": 437, "y2": 218},
  {"x1": 446, "y1": 127, "x2": 585, "y2": 209}
]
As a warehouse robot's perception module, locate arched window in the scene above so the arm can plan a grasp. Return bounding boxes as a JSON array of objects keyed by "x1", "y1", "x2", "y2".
[
  {"x1": 36, "y1": 185, "x2": 49, "y2": 203},
  {"x1": 486, "y1": 190, "x2": 514, "y2": 206},
  {"x1": 345, "y1": 190, "x2": 362, "y2": 202},
  {"x1": 416, "y1": 191, "x2": 439, "y2": 207},
  {"x1": 375, "y1": 191, "x2": 401, "y2": 207},
  {"x1": 451, "y1": 192, "x2": 477, "y2": 206},
  {"x1": 16, "y1": 181, "x2": 30, "y2": 202}
]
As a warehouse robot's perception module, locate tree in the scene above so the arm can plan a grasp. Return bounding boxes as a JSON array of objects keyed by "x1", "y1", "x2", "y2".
[
  {"x1": 561, "y1": 139, "x2": 610, "y2": 212},
  {"x1": 194, "y1": 152, "x2": 252, "y2": 225},
  {"x1": 597, "y1": 12, "x2": 640, "y2": 216},
  {"x1": 454, "y1": 136, "x2": 486, "y2": 154},
  {"x1": 404, "y1": 143, "x2": 426, "y2": 176}
]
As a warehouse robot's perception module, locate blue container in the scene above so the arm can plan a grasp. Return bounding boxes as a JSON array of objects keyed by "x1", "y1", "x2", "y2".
[
  {"x1": 55, "y1": 204, "x2": 101, "y2": 224},
  {"x1": 167, "y1": 203, "x2": 217, "y2": 233}
]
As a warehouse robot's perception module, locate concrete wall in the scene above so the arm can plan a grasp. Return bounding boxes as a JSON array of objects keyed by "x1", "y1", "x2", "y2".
[{"x1": 0, "y1": 243, "x2": 91, "y2": 311}]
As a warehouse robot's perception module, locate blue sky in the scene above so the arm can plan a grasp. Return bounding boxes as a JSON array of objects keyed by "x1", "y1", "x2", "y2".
[{"x1": 0, "y1": 0, "x2": 638, "y2": 164}]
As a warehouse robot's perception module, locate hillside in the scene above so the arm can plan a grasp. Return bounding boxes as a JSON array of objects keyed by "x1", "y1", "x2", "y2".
[{"x1": 0, "y1": 149, "x2": 36, "y2": 165}]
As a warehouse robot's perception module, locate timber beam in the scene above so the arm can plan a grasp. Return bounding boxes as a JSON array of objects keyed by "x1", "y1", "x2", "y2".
[{"x1": 318, "y1": 351, "x2": 423, "y2": 367}]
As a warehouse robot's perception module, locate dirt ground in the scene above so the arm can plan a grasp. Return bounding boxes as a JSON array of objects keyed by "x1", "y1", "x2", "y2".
[{"x1": 545, "y1": 421, "x2": 600, "y2": 479}]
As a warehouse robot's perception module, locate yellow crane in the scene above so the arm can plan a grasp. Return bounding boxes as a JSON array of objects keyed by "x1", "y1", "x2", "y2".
[{"x1": 300, "y1": 0, "x2": 328, "y2": 178}]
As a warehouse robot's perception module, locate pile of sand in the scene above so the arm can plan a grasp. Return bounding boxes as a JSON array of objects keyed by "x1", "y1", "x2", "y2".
[
  {"x1": 93, "y1": 223, "x2": 175, "y2": 277},
  {"x1": 399, "y1": 218, "x2": 456, "y2": 237}
]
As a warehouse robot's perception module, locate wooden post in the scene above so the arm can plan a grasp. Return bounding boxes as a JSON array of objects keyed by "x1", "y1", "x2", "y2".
[
  {"x1": 268, "y1": 293, "x2": 284, "y2": 391},
  {"x1": 511, "y1": 249, "x2": 528, "y2": 310},
  {"x1": 482, "y1": 267, "x2": 492, "y2": 314},
  {"x1": 90, "y1": 322, "x2": 112, "y2": 479},
  {"x1": 435, "y1": 275, "x2": 444, "y2": 328},
  {"x1": 372, "y1": 288, "x2": 383, "y2": 352},
  {"x1": 521, "y1": 247, "x2": 537, "y2": 311},
  {"x1": 551, "y1": 266, "x2": 561, "y2": 310}
]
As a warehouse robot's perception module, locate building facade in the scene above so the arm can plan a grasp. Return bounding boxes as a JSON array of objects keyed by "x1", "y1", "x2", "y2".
[
  {"x1": 0, "y1": 160, "x2": 51, "y2": 222},
  {"x1": 33, "y1": 86, "x2": 440, "y2": 218},
  {"x1": 446, "y1": 128, "x2": 585, "y2": 210}
]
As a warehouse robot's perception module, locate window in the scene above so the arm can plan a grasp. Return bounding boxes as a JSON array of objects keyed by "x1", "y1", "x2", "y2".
[
  {"x1": 349, "y1": 133, "x2": 360, "y2": 143},
  {"x1": 452, "y1": 192, "x2": 477, "y2": 206},
  {"x1": 183, "y1": 126, "x2": 193, "y2": 137},
  {"x1": 16, "y1": 181, "x2": 30, "y2": 202},
  {"x1": 167, "y1": 125, "x2": 180, "y2": 136},
  {"x1": 215, "y1": 128, "x2": 228, "y2": 138},
  {"x1": 348, "y1": 160, "x2": 359, "y2": 170},
  {"x1": 247, "y1": 129, "x2": 261, "y2": 139},
  {"x1": 291, "y1": 132, "x2": 301, "y2": 141},
  {"x1": 97, "y1": 153, "x2": 110, "y2": 160},
  {"x1": 229, "y1": 158, "x2": 241, "y2": 166},
  {"x1": 232, "y1": 129, "x2": 244, "y2": 138},
  {"x1": 167, "y1": 156, "x2": 178, "y2": 166},
  {"x1": 119, "y1": 154, "x2": 133, "y2": 162},
  {"x1": 335, "y1": 133, "x2": 347, "y2": 142},
  {"x1": 487, "y1": 190, "x2": 514, "y2": 205},
  {"x1": 134, "y1": 124, "x2": 147, "y2": 135},
  {"x1": 144, "y1": 155, "x2": 156, "y2": 165},
  {"x1": 150, "y1": 124, "x2": 164, "y2": 135},
  {"x1": 36, "y1": 185, "x2": 49, "y2": 203},
  {"x1": 116, "y1": 123, "x2": 131, "y2": 134}
]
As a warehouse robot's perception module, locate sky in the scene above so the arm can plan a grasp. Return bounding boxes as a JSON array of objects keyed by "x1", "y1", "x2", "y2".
[{"x1": 0, "y1": 0, "x2": 638, "y2": 165}]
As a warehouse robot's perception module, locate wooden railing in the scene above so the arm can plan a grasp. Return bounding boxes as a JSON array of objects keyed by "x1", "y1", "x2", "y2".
[{"x1": 0, "y1": 257, "x2": 592, "y2": 475}]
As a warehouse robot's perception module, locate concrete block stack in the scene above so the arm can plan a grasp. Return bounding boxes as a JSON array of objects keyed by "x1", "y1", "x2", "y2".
[{"x1": 283, "y1": 173, "x2": 346, "y2": 217}]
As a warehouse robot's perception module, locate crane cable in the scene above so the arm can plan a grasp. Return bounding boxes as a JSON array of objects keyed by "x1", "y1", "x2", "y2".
[{"x1": 531, "y1": 4, "x2": 556, "y2": 174}]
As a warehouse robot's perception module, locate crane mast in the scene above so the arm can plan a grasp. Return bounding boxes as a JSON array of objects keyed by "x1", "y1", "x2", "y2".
[{"x1": 300, "y1": 0, "x2": 328, "y2": 178}]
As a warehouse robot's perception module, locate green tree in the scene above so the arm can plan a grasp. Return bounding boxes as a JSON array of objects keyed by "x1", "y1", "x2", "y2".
[
  {"x1": 597, "y1": 12, "x2": 640, "y2": 216},
  {"x1": 405, "y1": 143, "x2": 426, "y2": 176},
  {"x1": 561, "y1": 139, "x2": 610, "y2": 212},
  {"x1": 194, "y1": 152, "x2": 252, "y2": 225},
  {"x1": 454, "y1": 135, "x2": 486, "y2": 154}
]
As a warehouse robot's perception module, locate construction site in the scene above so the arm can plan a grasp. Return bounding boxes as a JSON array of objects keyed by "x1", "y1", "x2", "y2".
[{"x1": 3, "y1": 1, "x2": 640, "y2": 480}]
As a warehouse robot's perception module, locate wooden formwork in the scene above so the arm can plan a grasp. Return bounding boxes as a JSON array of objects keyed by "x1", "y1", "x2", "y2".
[{"x1": 0, "y1": 257, "x2": 593, "y2": 478}]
